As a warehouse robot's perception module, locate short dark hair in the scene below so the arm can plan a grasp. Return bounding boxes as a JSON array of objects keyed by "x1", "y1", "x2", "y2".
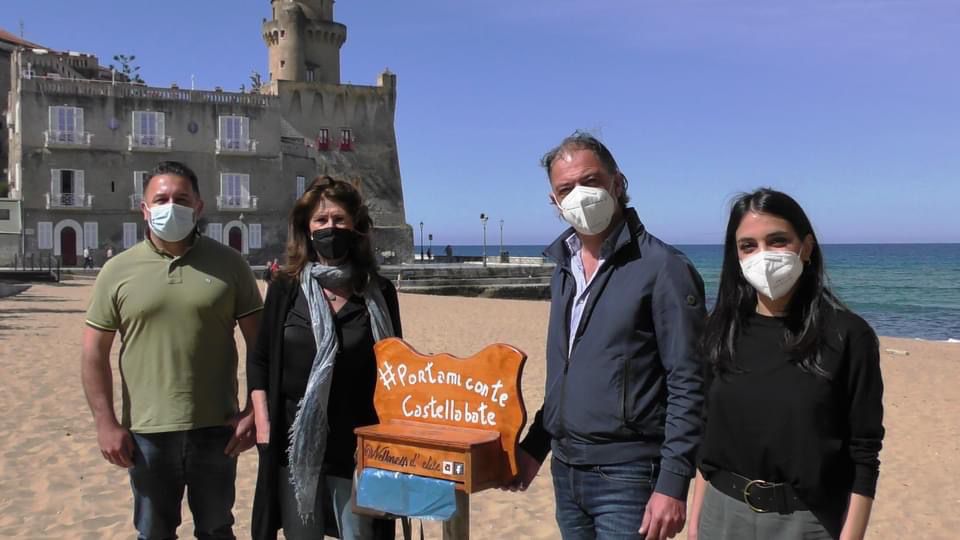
[
  {"x1": 540, "y1": 131, "x2": 629, "y2": 207},
  {"x1": 144, "y1": 161, "x2": 200, "y2": 195}
]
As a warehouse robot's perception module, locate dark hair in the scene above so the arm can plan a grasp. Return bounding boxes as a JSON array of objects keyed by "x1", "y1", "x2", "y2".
[
  {"x1": 145, "y1": 161, "x2": 200, "y2": 195},
  {"x1": 701, "y1": 188, "x2": 845, "y2": 378},
  {"x1": 284, "y1": 175, "x2": 377, "y2": 291},
  {"x1": 540, "y1": 131, "x2": 630, "y2": 207}
]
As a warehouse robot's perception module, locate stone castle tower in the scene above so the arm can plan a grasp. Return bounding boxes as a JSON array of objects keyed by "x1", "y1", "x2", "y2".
[
  {"x1": 263, "y1": 0, "x2": 346, "y2": 84},
  {"x1": 261, "y1": 0, "x2": 414, "y2": 261}
]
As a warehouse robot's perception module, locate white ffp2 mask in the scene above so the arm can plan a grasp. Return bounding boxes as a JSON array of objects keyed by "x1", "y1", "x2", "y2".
[
  {"x1": 556, "y1": 185, "x2": 616, "y2": 235},
  {"x1": 148, "y1": 203, "x2": 196, "y2": 242},
  {"x1": 740, "y1": 250, "x2": 804, "y2": 301}
]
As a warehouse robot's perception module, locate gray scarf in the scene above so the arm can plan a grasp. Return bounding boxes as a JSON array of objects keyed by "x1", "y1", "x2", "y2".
[{"x1": 289, "y1": 261, "x2": 395, "y2": 520}]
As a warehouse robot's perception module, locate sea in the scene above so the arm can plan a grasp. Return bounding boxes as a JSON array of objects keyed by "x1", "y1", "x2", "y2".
[{"x1": 418, "y1": 243, "x2": 960, "y2": 341}]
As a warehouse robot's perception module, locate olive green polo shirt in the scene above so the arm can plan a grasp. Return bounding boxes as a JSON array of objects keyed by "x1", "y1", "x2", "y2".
[{"x1": 85, "y1": 235, "x2": 263, "y2": 433}]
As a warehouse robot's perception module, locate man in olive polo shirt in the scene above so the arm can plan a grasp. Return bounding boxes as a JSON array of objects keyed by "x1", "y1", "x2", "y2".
[{"x1": 81, "y1": 161, "x2": 262, "y2": 540}]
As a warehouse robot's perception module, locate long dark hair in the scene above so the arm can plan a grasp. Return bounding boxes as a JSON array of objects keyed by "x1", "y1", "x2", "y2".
[
  {"x1": 283, "y1": 175, "x2": 378, "y2": 292},
  {"x1": 701, "y1": 188, "x2": 845, "y2": 378}
]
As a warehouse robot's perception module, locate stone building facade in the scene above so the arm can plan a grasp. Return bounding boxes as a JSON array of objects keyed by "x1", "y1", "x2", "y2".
[{"x1": 2, "y1": 0, "x2": 413, "y2": 265}]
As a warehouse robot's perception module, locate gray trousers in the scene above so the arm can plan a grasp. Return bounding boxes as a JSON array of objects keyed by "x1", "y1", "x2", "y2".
[
  {"x1": 698, "y1": 483, "x2": 836, "y2": 540},
  {"x1": 278, "y1": 466, "x2": 375, "y2": 540}
]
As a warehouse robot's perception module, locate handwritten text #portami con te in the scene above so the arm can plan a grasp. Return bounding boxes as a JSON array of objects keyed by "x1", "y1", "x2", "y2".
[{"x1": 377, "y1": 360, "x2": 512, "y2": 408}]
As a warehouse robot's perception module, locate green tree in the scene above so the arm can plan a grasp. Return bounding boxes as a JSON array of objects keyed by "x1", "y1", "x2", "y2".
[
  {"x1": 249, "y1": 71, "x2": 264, "y2": 94},
  {"x1": 111, "y1": 54, "x2": 144, "y2": 84}
]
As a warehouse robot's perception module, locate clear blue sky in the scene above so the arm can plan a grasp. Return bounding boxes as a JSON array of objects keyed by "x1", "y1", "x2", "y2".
[{"x1": 4, "y1": 1, "x2": 959, "y2": 245}]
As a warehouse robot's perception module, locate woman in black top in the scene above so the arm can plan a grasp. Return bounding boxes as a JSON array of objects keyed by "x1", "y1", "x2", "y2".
[
  {"x1": 248, "y1": 176, "x2": 402, "y2": 540},
  {"x1": 690, "y1": 189, "x2": 884, "y2": 540}
]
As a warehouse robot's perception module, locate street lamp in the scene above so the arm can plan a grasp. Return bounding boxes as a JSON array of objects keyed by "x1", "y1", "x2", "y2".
[
  {"x1": 499, "y1": 219, "x2": 504, "y2": 256},
  {"x1": 419, "y1": 221, "x2": 424, "y2": 262},
  {"x1": 480, "y1": 213, "x2": 489, "y2": 267}
]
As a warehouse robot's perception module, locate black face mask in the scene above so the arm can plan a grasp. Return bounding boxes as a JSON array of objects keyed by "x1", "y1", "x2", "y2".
[{"x1": 312, "y1": 228, "x2": 360, "y2": 261}]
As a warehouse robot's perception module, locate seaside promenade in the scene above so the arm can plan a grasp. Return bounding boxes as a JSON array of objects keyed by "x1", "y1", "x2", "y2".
[{"x1": 1, "y1": 278, "x2": 957, "y2": 538}]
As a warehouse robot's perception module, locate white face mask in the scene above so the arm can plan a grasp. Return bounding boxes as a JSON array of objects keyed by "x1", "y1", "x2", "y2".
[
  {"x1": 740, "y1": 250, "x2": 804, "y2": 301},
  {"x1": 148, "y1": 202, "x2": 196, "y2": 242},
  {"x1": 555, "y1": 185, "x2": 616, "y2": 235}
]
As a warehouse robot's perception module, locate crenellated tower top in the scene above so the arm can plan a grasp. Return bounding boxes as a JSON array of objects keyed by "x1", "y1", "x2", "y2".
[{"x1": 262, "y1": 0, "x2": 346, "y2": 84}]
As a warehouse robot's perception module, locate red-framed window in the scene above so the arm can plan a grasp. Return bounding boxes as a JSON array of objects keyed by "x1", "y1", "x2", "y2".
[
  {"x1": 317, "y1": 129, "x2": 330, "y2": 151},
  {"x1": 340, "y1": 128, "x2": 353, "y2": 151}
]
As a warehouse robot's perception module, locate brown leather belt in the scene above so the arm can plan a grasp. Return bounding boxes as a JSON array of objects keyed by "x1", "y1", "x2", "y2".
[{"x1": 710, "y1": 470, "x2": 808, "y2": 514}]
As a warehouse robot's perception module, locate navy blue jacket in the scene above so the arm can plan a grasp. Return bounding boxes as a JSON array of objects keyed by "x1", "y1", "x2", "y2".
[{"x1": 520, "y1": 208, "x2": 706, "y2": 499}]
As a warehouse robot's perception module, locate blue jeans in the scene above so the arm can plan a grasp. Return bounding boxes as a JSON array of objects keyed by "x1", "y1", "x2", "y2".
[
  {"x1": 277, "y1": 467, "x2": 375, "y2": 540},
  {"x1": 129, "y1": 426, "x2": 237, "y2": 540},
  {"x1": 551, "y1": 456, "x2": 659, "y2": 540}
]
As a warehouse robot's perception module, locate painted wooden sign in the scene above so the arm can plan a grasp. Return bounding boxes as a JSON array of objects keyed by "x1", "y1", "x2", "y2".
[{"x1": 355, "y1": 338, "x2": 527, "y2": 493}]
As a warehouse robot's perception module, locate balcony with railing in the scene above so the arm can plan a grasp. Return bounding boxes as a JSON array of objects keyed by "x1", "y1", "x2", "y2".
[
  {"x1": 128, "y1": 134, "x2": 174, "y2": 151},
  {"x1": 45, "y1": 192, "x2": 94, "y2": 209},
  {"x1": 43, "y1": 130, "x2": 93, "y2": 148},
  {"x1": 215, "y1": 138, "x2": 259, "y2": 155},
  {"x1": 216, "y1": 195, "x2": 258, "y2": 211},
  {"x1": 129, "y1": 193, "x2": 144, "y2": 210}
]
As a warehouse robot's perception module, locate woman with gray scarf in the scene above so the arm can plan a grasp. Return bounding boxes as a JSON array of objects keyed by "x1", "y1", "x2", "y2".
[{"x1": 248, "y1": 176, "x2": 402, "y2": 540}]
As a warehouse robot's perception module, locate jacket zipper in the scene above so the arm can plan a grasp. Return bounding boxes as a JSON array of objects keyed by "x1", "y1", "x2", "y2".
[{"x1": 556, "y1": 268, "x2": 577, "y2": 448}]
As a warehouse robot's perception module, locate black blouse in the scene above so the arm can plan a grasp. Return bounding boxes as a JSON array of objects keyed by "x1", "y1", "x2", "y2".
[
  {"x1": 698, "y1": 310, "x2": 884, "y2": 531},
  {"x1": 278, "y1": 288, "x2": 379, "y2": 476},
  {"x1": 247, "y1": 274, "x2": 402, "y2": 540}
]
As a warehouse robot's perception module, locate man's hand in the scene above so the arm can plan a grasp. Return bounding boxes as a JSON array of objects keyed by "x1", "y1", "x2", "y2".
[
  {"x1": 503, "y1": 447, "x2": 542, "y2": 492},
  {"x1": 639, "y1": 492, "x2": 686, "y2": 540},
  {"x1": 224, "y1": 408, "x2": 256, "y2": 457},
  {"x1": 97, "y1": 420, "x2": 134, "y2": 468}
]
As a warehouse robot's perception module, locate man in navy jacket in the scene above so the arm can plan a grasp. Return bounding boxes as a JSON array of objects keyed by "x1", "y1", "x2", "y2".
[{"x1": 512, "y1": 132, "x2": 706, "y2": 540}]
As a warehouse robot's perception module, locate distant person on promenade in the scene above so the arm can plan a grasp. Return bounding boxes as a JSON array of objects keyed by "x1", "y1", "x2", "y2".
[
  {"x1": 81, "y1": 161, "x2": 263, "y2": 539},
  {"x1": 689, "y1": 189, "x2": 884, "y2": 540},
  {"x1": 82, "y1": 247, "x2": 94, "y2": 269},
  {"x1": 510, "y1": 132, "x2": 706, "y2": 540},
  {"x1": 247, "y1": 176, "x2": 402, "y2": 540},
  {"x1": 106, "y1": 246, "x2": 114, "y2": 261}
]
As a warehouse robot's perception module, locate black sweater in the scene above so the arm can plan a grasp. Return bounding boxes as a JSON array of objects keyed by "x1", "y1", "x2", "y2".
[
  {"x1": 247, "y1": 274, "x2": 401, "y2": 540},
  {"x1": 698, "y1": 310, "x2": 884, "y2": 533}
]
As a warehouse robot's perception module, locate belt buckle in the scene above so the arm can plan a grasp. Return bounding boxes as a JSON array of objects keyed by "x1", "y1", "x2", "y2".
[{"x1": 742, "y1": 479, "x2": 773, "y2": 513}]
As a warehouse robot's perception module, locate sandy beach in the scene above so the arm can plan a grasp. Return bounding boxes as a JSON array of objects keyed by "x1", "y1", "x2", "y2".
[{"x1": 0, "y1": 278, "x2": 957, "y2": 539}]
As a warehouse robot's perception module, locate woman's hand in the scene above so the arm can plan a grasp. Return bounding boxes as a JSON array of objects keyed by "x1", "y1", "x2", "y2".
[
  {"x1": 255, "y1": 416, "x2": 270, "y2": 445},
  {"x1": 251, "y1": 389, "x2": 270, "y2": 445}
]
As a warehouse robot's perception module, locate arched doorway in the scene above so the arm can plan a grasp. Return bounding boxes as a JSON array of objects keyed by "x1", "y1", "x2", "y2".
[
  {"x1": 228, "y1": 227, "x2": 242, "y2": 252},
  {"x1": 61, "y1": 227, "x2": 78, "y2": 266}
]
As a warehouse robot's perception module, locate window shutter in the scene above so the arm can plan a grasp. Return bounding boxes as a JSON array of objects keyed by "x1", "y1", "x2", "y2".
[
  {"x1": 38, "y1": 222, "x2": 53, "y2": 249},
  {"x1": 240, "y1": 175, "x2": 250, "y2": 199},
  {"x1": 50, "y1": 169, "x2": 60, "y2": 195},
  {"x1": 123, "y1": 223, "x2": 138, "y2": 248},
  {"x1": 84, "y1": 222, "x2": 99, "y2": 248},
  {"x1": 75, "y1": 170, "x2": 85, "y2": 198},
  {"x1": 157, "y1": 112, "x2": 165, "y2": 138},
  {"x1": 241, "y1": 117, "x2": 249, "y2": 141},
  {"x1": 206, "y1": 223, "x2": 223, "y2": 243},
  {"x1": 132, "y1": 111, "x2": 141, "y2": 136},
  {"x1": 249, "y1": 224, "x2": 262, "y2": 249},
  {"x1": 296, "y1": 176, "x2": 305, "y2": 198},
  {"x1": 48, "y1": 106, "x2": 56, "y2": 132},
  {"x1": 75, "y1": 108, "x2": 84, "y2": 134},
  {"x1": 219, "y1": 116, "x2": 228, "y2": 140}
]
